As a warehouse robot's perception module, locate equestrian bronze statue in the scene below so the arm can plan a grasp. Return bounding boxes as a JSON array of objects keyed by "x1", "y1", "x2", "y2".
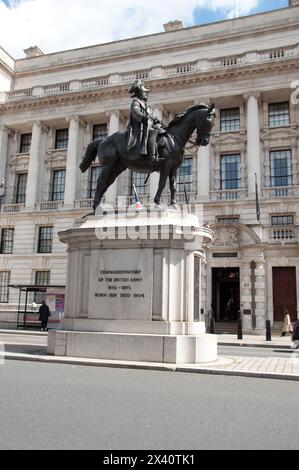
[{"x1": 80, "y1": 80, "x2": 215, "y2": 212}]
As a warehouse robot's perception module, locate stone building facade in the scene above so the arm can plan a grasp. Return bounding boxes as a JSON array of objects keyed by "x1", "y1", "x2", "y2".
[{"x1": 0, "y1": 1, "x2": 299, "y2": 332}]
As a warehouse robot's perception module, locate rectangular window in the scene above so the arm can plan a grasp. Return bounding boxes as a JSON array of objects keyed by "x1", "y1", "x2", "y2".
[
  {"x1": 93, "y1": 124, "x2": 108, "y2": 141},
  {"x1": 220, "y1": 108, "x2": 240, "y2": 132},
  {"x1": 0, "y1": 228, "x2": 14, "y2": 254},
  {"x1": 269, "y1": 102, "x2": 290, "y2": 128},
  {"x1": 55, "y1": 129, "x2": 69, "y2": 149},
  {"x1": 221, "y1": 154, "x2": 241, "y2": 190},
  {"x1": 35, "y1": 271, "x2": 50, "y2": 286},
  {"x1": 271, "y1": 215, "x2": 294, "y2": 226},
  {"x1": 35, "y1": 271, "x2": 50, "y2": 303},
  {"x1": 15, "y1": 173, "x2": 27, "y2": 204},
  {"x1": 217, "y1": 217, "x2": 240, "y2": 224},
  {"x1": 270, "y1": 150, "x2": 292, "y2": 187},
  {"x1": 0, "y1": 271, "x2": 10, "y2": 303},
  {"x1": 52, "y1": 169, "x2": 66, "y2": 201},
  {"x1": 89, "y1": 166, "x2": 101, "y2": 199},
  {"x1": 38, "y1": 226, "x2": 53, "y2": 254},
  {"x1": 19, "y1": 133, "x2": 32, "y2": 154},
  {"x1": 131, "y1": 172, "x2": 148, "y2": 196},
  {"x1": 177, "y1": 158, "x2": 193, "y2": 193}
]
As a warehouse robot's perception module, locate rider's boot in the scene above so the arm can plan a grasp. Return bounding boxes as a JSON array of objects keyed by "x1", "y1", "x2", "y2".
[{"x1": 147, "y1": 129, "x2": 162, "y2": 162}]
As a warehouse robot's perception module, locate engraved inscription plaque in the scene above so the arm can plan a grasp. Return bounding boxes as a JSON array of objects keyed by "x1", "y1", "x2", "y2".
[{"x1": 88, "y1": 248, "x2": 153, "y2": 320}]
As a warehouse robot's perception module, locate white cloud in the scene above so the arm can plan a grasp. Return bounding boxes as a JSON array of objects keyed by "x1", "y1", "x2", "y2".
[{"x1": 0, "y1": 0, "x2": 260, "y2": 58}]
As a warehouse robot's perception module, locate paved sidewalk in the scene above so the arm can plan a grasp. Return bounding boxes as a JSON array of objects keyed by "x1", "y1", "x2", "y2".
[
  {"x1": 217, "y1": 333, "x2": 294, "y2": 349},
  {"x1": 1, "y1": 329, "x2": 298, "y2": 381},
  {"x1": 1, "y1": 348, "x2": 299, "y2": 381}
]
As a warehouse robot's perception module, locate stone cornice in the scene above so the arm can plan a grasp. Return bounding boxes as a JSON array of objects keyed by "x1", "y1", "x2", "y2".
[
  {"x1": 13, "y1": 11, "x2": 299, "y2": 79},
  {"x1": 2, "y1": 57, "x2": 299, "y2": 114}
]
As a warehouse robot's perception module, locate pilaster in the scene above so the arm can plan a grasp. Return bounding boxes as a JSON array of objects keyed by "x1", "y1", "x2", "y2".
[
  {"x1": 0, "y1": 125, "x2": 11, "y2": 181},
  {"x1": 244, "y1": 93, "x2": 262, "y2": 196},
  {"x1": 64, "y1": 116, "x2": 82, "y2": 208},
  {"x1": 25, "y1": 121, "x2": 45, "y2": 209}
]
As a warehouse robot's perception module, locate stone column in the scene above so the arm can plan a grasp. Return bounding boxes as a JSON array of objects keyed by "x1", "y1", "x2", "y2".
[
  {"x1": 105, "y1": 111, "x2": 119, "y2": 205},
  {"x1": 25, "y1": 121, "x2": 43, "y2": 209},
  {"x1": 185, "y1": 251, "x2": 195, "y2": 322},
  {"x1": 254, "y1": 258, "x2": 266, "y2": 331},
  {"x1": 214, "y1": 144, "x2": 221, "y2": 191},
  {"x1": 263, "y1": 140, "x2": 270, "y2": 187},
  {"x1": 150, "y1": 105, "x2": 163, "y2": 201},
  {"x1": 64, "y1": 116, "x2": 80, "y2": 208},
  {"x1": 0, "y1": 125, "x2": 10, "y2": 181},
  {"x1": 197, "y1": 145, "x2": 210, "y2": 200},
  {"x1": 245, "y1": 93, "x2": 261, "y2": 197}
]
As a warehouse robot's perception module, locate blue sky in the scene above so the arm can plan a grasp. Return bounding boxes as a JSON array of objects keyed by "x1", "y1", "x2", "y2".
[
  {"x1": 194, "y1": 1, "x2": 289, "y2": 25},
  {"x1": 0, "y1": 0, "x2": 291, "y2": 58}
]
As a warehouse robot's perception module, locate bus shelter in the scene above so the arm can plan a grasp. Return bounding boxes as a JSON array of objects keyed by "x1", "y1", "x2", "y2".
[{"x1": 9, "y1": 285, "x2": 65, "y2": 330}]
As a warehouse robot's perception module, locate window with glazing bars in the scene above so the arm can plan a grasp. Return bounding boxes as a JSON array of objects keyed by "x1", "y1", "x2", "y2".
[
  {"x1": 269, "y1": 102, "x2": 290, "y2": 128},
  {"x1": 270, "y1": 150, "x2": 292, "y2": 187},
  {"x1": 19, "y1": 133, "x2": 32, "y2": 153},
  {"x1": 52, "y1": 169, "x2": 66, "y2": 201},
  {"x1": 221, "y1": 154, "x2": 241, "y2": 190},
  {"x1": 271, "y1": 215, "x2": 294, "y2": 226},
  {"x1": 0, "y1": 271, "x2": 10, "y2": 303},
  {"x1": 38, "y1": 227, "x2": 53, "y2": 253},
  {"x1": 15, "y1": 173, "x2": 27, "y2": 204},
  {"x1": 131, "y1": 172, "x2": 148, "y2": 195},
  {"x1": 177, "y1": 158, "x2": 193, "y2": 193},
  {"x1": 217, "y1": 217, "x2": 240, "y2": 224},
  {"x1": 93, "y1": 124, "x2": 108, "y2": 141},
  {"x1": 89, "y1": 166, "x2": 101, "y2": 199},
  {"x1": 35, "y1": 271, "x2": 50, "y2": 303},
  {"x1": 0, "y1": 228, "x2": 14, "y2": 254},
  {"x1": 55, "y1": 129, "x2": 69, "y2": 149},
  {"x1": 220, "y1": 108, "x2": 240, "y2": 132}
]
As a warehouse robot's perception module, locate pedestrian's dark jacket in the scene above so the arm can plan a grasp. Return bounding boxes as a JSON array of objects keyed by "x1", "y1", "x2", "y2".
[
  {"x1": 38, "y1": 304, "x2": 51, "y2": 322},
  {"x1": 292, "y1": 321, "x2": 299, "y2": 341}
]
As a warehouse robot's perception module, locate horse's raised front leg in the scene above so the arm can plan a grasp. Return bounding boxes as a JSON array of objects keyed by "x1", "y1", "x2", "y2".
[{"x1": 154, "y1": 170, "x2": 169, "y2": 206}]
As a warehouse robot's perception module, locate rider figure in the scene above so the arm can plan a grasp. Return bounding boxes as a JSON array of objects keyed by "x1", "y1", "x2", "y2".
[{"x1": 127, "y1": 79, "x2": 165, "y2": 161}]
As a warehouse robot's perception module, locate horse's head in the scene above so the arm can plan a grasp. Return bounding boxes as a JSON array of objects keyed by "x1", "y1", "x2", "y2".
[{"x1": 195, "y1": 104, "x2": 215, "y2": 147}]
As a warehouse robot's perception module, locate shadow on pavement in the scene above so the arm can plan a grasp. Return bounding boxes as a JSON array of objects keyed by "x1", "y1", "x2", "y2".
[{"x1": 4, "y1": 345, "x2": 47, "y2": 355}]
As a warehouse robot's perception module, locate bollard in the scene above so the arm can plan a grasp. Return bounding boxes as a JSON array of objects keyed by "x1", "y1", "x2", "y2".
[
  {"x1": 266, "y1": 320, "x2": 271, "y2": 341},
  {"x1": 237, "y1": 319, "x2": 243, "y2": 340},
  {"x1": 210, "y1": 318, "x2": 215, "y2": 334}
]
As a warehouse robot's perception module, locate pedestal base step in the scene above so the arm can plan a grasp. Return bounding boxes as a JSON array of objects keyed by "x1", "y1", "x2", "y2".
[{"x1": 48, "y1": 331, "x2": 217, "y2": 364}]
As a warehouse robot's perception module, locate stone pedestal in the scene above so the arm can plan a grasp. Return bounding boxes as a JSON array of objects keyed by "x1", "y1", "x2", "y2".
[{"x1": 48, "y1": 209, "x2": 217, "y2": 363}]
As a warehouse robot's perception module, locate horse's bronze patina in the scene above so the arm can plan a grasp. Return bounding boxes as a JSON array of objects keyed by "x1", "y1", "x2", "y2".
[{"x1": 80, "y1": 100, "x2": 215, "y2": 213}]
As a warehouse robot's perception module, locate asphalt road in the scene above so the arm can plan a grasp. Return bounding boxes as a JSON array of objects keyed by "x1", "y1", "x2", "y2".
[{"x1": 0, "y1": 360, "x2": 298, "y2": 450}]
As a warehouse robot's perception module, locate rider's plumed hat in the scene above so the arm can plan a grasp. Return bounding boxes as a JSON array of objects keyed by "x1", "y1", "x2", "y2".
[{"x1": 129, "y1": 79, "x2": 151, "y2": 96}]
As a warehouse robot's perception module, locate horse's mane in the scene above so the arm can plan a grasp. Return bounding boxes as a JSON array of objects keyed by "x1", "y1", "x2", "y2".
[{"x1": 168, "y1": 104, "x2": 208, "y2": 127}]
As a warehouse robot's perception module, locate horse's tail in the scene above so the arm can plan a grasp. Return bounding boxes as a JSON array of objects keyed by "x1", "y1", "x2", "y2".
[{"x1": 79, "y1": 139, "x2": 100, "y2": 173}]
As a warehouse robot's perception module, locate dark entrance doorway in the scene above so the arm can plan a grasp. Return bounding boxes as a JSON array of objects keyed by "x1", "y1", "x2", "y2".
[
  {"x1": 212, "y1": 268, "x2": 240, "y2": 322},
  {"x1": 273, "y1": 267, "x2": 297, "y2": 322}
]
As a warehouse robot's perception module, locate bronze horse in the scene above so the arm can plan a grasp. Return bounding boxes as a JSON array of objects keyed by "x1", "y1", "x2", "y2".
[{"x1": 80, "y1": 104, "x2": 215, "y2": 212}]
